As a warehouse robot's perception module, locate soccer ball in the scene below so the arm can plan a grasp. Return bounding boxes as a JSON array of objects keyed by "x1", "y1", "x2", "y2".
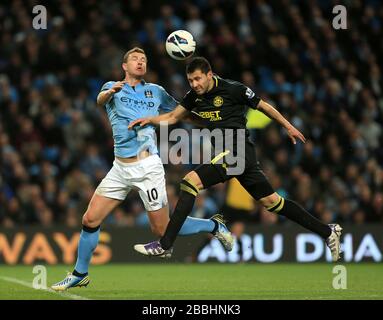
[{"x1": 165, "y1": 30, "x2": 196, "y2": 60}]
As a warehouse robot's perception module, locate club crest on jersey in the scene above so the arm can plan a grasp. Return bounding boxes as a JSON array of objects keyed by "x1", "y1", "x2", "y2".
[
  {"x1": 213, "y1": 96, "x2": 224, "y2": 107},
  {"x1": 144, "y1": 90, "x2": 153, "y2": 98}
]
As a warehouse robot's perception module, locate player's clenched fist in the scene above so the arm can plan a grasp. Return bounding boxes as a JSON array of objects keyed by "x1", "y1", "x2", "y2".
[{"x1": 110, "y1": 81, "x2": 126, "y2": 93}]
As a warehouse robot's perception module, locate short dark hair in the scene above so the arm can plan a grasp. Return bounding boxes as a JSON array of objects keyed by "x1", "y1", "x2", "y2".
[{"x1": 186, "y1": 57, "x2": 212, "y2": 74}]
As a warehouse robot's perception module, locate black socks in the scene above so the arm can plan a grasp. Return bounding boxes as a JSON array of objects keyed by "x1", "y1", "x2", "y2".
[
  {"x1": 278, "y1": 199, "x2": 331, "y2": 239},
  {"x1": 73, "y1": 270, "x2": 88, "y2": 277},
  {"x1": 160, "y1": 180, "x2": 199, "y2": 249}
]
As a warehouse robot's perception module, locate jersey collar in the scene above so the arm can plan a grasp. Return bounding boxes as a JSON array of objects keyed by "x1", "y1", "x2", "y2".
[
  {"x1": 134, "y1": 79, "x2": 146, "y2": 88},
  {"x1": 125, "y1": 79, "x2": 146, "y2": 87}
]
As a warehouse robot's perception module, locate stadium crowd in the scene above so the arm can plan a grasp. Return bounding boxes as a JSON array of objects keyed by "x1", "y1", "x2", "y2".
[{"x1": 0, "y1": 0, "x2": 382, "y2": 228}]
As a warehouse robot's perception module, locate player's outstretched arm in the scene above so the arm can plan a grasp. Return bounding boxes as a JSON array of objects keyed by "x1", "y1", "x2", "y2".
[
  {"x1": 128, "y1": 104, "x2": 189, "y2": 129},
  {"x1": 257, "y1": 99, "x2": 306, "y2": 145},
  {"x1": 183, "y1": 111, "x2": 205, "y2": 127}
]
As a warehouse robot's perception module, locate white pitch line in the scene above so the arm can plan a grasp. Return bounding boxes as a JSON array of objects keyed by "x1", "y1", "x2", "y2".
[{"x1": 0, "y1": 276, "x2": 91, "y2": 300}]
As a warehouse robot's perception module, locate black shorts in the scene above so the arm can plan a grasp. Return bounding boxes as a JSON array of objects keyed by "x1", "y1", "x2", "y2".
[{"x1": 194, "y1": 141, "x2": 275, "y2": 200}]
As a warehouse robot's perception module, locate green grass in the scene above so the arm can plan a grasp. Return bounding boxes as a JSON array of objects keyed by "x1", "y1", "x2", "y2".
[{"x1": 0, "y1": 263, "x2": 382, "y2": 300}]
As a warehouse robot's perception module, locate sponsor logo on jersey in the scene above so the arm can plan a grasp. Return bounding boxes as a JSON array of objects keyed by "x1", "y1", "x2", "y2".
[
  {"x1": 120, "y1": 97, "x2": 155, "y2": 108},
  {"x1": 198, "y1": 110, "x2": 222, "y2": 121}
]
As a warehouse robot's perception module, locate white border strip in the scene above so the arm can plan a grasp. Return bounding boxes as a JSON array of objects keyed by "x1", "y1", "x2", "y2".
[{"x1": 0, "y1": 276, "x2": 91, "y2": 300}]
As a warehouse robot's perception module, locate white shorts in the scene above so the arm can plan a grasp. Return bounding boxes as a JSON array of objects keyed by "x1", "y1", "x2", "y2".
[{"x1": 95, "y1": 155, "x2": 168, "y2": 211}]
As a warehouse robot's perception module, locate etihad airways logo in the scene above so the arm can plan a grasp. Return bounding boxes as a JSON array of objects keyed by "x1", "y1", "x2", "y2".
[{"x1": 120, "y1": 97, "x2": 155, "y2": 108}]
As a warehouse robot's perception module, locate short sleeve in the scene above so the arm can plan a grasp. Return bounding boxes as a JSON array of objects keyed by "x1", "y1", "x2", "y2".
[
  {"x1": 180, "y1": 90, "x2": 196, "y2": 111},
  {"x1": 100, "y1": 81, "x2": 114, "y2": 92},
  {"x1": 158, "y1": 86, "x2": 178, "y2": 113},
  {"x1": 231, "y1": 83, "x2": 260, "y2": 109}
]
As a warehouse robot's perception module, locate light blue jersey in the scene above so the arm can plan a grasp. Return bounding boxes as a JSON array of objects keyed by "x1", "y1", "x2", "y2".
[{"x1": 101, "y1": 80, "x2": 177, "y2": 158}]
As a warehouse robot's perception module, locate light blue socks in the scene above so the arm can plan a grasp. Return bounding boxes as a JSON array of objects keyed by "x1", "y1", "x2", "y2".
[
  {"x1": 179, "y1": 217, "x2": 215, "y2": 235},
  {"x1": 74, "y1": 225, "x2": 100, "y2": 275}
]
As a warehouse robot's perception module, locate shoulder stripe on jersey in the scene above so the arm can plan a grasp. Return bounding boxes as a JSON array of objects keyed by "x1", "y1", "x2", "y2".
[{"x1": 213, "y1": 76, "x2": 218, "y2": 87}]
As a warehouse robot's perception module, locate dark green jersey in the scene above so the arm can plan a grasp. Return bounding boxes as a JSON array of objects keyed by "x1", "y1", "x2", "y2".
[{"x1": 180, "y1": 76, "x2": 260, "y2": 130}]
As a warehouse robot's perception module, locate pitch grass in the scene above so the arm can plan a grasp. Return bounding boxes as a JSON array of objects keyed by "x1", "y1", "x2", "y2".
[{"x1": 0, "y1": 263, "x2": 382, "y2": 300}]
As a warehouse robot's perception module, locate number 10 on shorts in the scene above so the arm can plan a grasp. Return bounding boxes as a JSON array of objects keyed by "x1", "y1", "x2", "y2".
[{"x1": 146, "y1": 188, "x2": 158, "y2": 202}]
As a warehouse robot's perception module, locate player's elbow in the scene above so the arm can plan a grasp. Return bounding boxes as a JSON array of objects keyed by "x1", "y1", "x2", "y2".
[
  {"x1": 96, "y1": 91, "x2": 111, "y2": 107},
  {"x1": 96, "y1": 96, "x2": 104, "y2": 107}
]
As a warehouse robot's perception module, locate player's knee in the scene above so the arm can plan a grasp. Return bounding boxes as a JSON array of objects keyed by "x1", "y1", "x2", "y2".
[
  {"x1": 181, "y1": 172, "x2": 203, "y2": 196},
  {"x1": 185, "y1": 171, "x2": 204, "y2": 188},
  {"x1": 259, "y1": 193, "x2": 278, "y2": 207},
  {"x1": 260, "y1": 193, "x2": 285, "y2": 213},
  {"x1": 82, "y1": 212, "x2": 101, "y2": 228}
]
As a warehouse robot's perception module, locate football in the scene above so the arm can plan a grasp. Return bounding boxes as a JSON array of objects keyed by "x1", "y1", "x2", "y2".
[{"x1": 165, "y1": 30, "x2": 196, "y2": 60}]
